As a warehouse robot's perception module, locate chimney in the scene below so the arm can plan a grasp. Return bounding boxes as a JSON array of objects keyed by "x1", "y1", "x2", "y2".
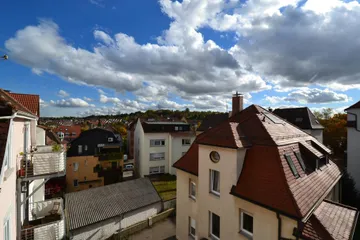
[{"x1": 231, "y1": 91, "x2": 243, "y2": 117}]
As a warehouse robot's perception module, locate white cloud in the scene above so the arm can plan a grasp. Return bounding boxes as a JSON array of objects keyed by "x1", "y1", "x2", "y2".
[
  {"x1": 40, "y1": 99, "x2": 48, "y2": 108},
  {"x1": 58, "y1": 90, "x2": 69, "y2": 97},
  {"x1": 83, "y1": 97, "x2": 93, "y2": 102},
  {"x1": 51, "y1": 98, "x2": 95, "y2": 108},
  {"x1": 284, "y1": 88, "x2": 351, "y2": 104},
  {"x1": 99, "y1": 94, "x2": 121, "y2": 103},
  {"x1": 89, "y1": 0, "x2": 104, "y2": 7},
  {"x1": 264, "y1": 95, "x2": 285, "y2": 104}
]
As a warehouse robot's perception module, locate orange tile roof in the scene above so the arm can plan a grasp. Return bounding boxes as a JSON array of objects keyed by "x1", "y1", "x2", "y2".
[
  {"x1": 173, "y1": 143, "x2": 199, "y2": 176},
  {"x1": 302, "y1": 200, "x2": 359, "y2": 240},
  {"x1": 0, "y1": 89, "x2": 35, "y2": 116},
  {"x1": 8, "y1": 92, "x2": 40, "y2": 116}
]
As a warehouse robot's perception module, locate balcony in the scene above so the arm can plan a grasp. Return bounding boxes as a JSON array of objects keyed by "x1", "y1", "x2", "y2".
[
  {"x1": 19, "y1": 146, "x2": 66, "y2": 180},
  {"x1": 97, "y1": 152, "x2": 123, "y2": 161},
  {"x1": 21, "y1": 198, "x2": 65, "y2": 240}
]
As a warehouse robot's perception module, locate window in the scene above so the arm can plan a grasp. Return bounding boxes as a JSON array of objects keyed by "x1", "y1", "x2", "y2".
[
  {"x1": 73, "y1": 179, "x2": 78, "y2": 187},
  {"x1": 179, "y1": 126, "x2": 183, "y2": 131},
  {"x1": 210, "y1": 151, "x2": 220, "y2": 163},
  {"x1": 108, "y1": 137, "x2": 113, "y2": 142},
  {"x1": 85, "y1": 159, "x2": 88, "y2": 166},
  {"x1": 189, "y1": 217, "x2": 196, "y2": 238},
  {"x1": 65, "y1": 132, "x2": 70, "y2": 136},
  {"x1": 78, "y1": 145, "x2": 83, "y2": 154},
  {"x1": 295, "y1": 117, "x2": 303, "y2": 122},
  {"x1": 150, "y1": 139, "x2": 165, "y2": 147},
  {"x1": 72, "y1": 132, "x2": 76, "y2": 136},
  {"x1": 149, "y1": 166, "x2": 165, "y2": 174},
  {"x1": 84, "y1": 145, "x2": 88, "y2": 151},
  {"x1": 160, "y1": 166, "x2": 165, "y2": 173},
  {"x1": 182, "y1": 139, "x2": 191, "y2": 145},
  {"x1": 3, "y1": 217, "x2": 10, "y2": 240},
  {"x1": 210, "y1": 212, "x2": 220, "y2": 239},
  {"x1": 189, "y1": 181, "x2": 196, "y2": 199},
  {"x1": 73, "y1": 162, "x2": 79, "y2": 172},
  {"x1": 150, "y1": 152, "x2": 165, "y2": 161},
  {"x1": 84, "y1": 176, "x2": 87, "y2": 181},
  {"x1": 294, "y1": 152, "x2": 306, "y2": 171},
  {"x1": 284, "y1": 154, "x2": 300, "y2": 178},
  {"x1": 175, "y1": 126, "x2": 179, "y2": 131},
  {"x1": 210, "y1": 170, "x2": 220, "y2": 195},
  {"x1": 240, "y1": 211, "x2": 253, "y2": 237}
]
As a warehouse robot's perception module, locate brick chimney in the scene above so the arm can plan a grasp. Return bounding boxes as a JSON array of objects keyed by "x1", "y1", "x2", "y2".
[{"x1": 231, "y1": 91, "x2": 243, "y2": 117}]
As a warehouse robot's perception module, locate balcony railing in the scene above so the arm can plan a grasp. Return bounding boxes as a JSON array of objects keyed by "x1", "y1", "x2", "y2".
[
  {"x1": 19, "y1": 146, "x2": 66, "y2": 180},
  {"x1": 21, "y1": 198, "x2": 65, "y2": 240}
]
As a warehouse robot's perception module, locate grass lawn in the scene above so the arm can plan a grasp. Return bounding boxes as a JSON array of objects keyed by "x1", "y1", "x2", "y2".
[{"x1": 151, "y1": 174, "x2": 177, "y2": 201}]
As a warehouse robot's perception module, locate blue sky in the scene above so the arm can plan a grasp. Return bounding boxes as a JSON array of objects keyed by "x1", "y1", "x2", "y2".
[{"x1": 1, "y1": 0, "x2": 360, "y2": 116}]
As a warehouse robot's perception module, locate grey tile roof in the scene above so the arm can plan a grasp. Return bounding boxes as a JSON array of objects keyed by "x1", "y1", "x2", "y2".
[
  {"x1": 273, "y1": 107, "x2": 324, "y2": 130},
  {"x1": 65, "y1": 178, "x2": 161, "y2": 230}
]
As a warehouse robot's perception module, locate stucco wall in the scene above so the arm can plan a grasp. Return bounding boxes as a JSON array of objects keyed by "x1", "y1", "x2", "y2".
[
  {"x1": 347, "y1": 109, "x2": 360, "y2": 191},
  {"x1": 66, "y1": 156, "x2": 103, "y2": 193},
  {"x1": 70, "y1": 202, "x2": 161, "y2": 240},
  {"x1": 175, "y1": 144, "x2": 298, "y2": 240},
  {"x1": 0, "y1": 119, "x2": 16, "y2": 240},
  {"x1": 169, "y1": 135, "x2": 195, "y2": 175},
  {"x1": 134, "y1": 120, "x2": 144, "y2": 177}
]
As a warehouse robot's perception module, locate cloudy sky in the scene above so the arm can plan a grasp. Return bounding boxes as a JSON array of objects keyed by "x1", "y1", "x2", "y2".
[{"x1": 1, "y1": 0, "x2": 359, "y2": 116}]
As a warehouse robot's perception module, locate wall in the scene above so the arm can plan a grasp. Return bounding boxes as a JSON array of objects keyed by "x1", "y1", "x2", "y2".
[
  {"x1": 0, "y1": 119, "x2": 16, "y2": 240},
  {"x1": 302, "y1": 129, "x2": 323, "y2": 143},
  {"x1": 36, "y1": 127, "x2": 46, "y2": 146},
  {"x1": 347, "y1": 108, "x2": 360, "y2": 191},
  {"x1": 169, "y1": 134, "x2": 196, "y2": 175},
  {"x1": 134, "y1": 120, "x2": 144, "y2": 177},
  {"x1": 66, "y1": 156, "x2": 103, "y2": 193},
  {"x1": 175, "y1": 144, "x2": 298, "y2": 240},
  {"x1": 70, "y1": 202, "x2": 161, "y2": 240}
]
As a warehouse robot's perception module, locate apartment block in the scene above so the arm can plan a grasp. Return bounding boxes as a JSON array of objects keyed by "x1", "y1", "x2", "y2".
[
  {"x1": 133, "y1": 119, "x2": 195, "y2": 177},
  {"x1": 0, "y1": 89, "x2": 66, "y2": 240}
]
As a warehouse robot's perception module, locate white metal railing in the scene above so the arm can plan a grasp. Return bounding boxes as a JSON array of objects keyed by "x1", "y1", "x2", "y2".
[
  {"x1": 21, "y1": 198, "x2": 65, "y2": 240},
  {"x1": 19, "y1": 146, "x2": 66, "y2": 179}
]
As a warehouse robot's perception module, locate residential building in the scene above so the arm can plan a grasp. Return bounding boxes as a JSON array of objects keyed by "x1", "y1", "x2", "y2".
[
  {"x1": 0, "y1": 89, "x2": 66, "y2": 240},
  {"x1": 345, "y1": 101, "x2": 360, "y2": 191},
  {"x1": 174, "y1": 104, "x2": 358, "y2": 240},
  {"x1": 66, "y1": 128, "x2": 127, "y2": 192},
  {"x1": 65, "y1": 178, "x2": 162, "y2": 240},
  {"x1": 273, "y1": 107, "x2": 324, "y2": 143},
  {"x1": 54, "y1": 124, "x2": 82, "y2": 143},
  {"x1": 134, "y1": 119, "x2": 196, "y2": 177}
]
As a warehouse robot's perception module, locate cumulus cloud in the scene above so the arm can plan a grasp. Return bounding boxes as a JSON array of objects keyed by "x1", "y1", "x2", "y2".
[
  {"x1": 58, "y1": 90, "x2": 69, "y2": 97},
  {"x1": 50, "y1": 98, "x2": 95, "y2": 108},
  {"x1": 83, "y1": 97, "x2": 92, "y2": 102},
  {"x1": 40, "y1": 99, "x2": 48, "y2": 108}
]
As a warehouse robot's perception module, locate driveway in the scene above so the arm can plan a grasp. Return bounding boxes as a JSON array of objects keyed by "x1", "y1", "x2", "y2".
[{"x1": 127, "y1": 216, "x2": 176, "y2": 240}]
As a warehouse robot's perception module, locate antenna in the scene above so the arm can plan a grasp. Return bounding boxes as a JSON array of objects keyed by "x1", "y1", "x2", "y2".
[{"x1": 0, "y1": 48, "x2": 8, "y2": 60}]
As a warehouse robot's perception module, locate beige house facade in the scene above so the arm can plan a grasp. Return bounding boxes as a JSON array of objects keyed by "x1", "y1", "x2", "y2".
[{"x1": 174, "y1": 102, "x2": 358, "y2": 240}]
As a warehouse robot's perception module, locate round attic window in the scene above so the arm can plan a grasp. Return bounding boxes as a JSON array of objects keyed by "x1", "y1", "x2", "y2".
[{"x1": 210, "y1": 151, "x2": 220, "y2": 163}]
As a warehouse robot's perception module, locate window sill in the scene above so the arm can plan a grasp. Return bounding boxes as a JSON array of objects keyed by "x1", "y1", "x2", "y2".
[
  {"x1": 189, "y1": 195, "x2": 196, "y2": 201},
  {"x1": 239, "y1": 230, "x2": 253, "y2": 239},
  {"x1": 209, "y1": 233, "x2": 220, "y2": 240},
  {"x1": 210, "y1": 191, "x2": 220, "y2": 198}
]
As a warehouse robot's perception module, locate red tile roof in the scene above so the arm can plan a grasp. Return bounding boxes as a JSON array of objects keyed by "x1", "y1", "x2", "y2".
[
  {"x1": 345, "y1": 101, "x2": 360, "y2": 111},
  {"x1": 0, "y1": 120, "x2": 10, "y2": 174},
  {"x1": 302, "y1": 200, "x2": 358, "y2": 240},
  {"x1": 8, "y1": 92, "x2": 40, "y2": 116},
  {"x1": 0, "y1": 89, "x2": 35, "y2": 116},
  {"x1": 174, "y1": 104, "x2": 348, "y2": 224},
  {"x1": 173, "y1": 143, "x2": 199, "y2": 176}
]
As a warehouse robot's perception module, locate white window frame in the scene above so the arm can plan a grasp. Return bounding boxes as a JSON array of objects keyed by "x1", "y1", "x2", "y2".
[
  {"x1": 73, "y1": 162, "x2": 79, "y2": 172},
  {"x1": 150, "y1": 152, "x2": 165, "y2": 161},
  {"x1": 3, "y1": 215, "x2": 10, "y2": 240},
  {"x1": 78, "y1": 145, "x2": 83, "y2": 154},
  {"x1": 189, "y1": 217, "x2": 196, "y2": 238},
  {"x1": 210, "y1": 169, "x2": 220, "y2": 196},
  {"x1": 240, "y1": 210, "x2": 253, "y2": 237},
  {"x1": 189, "y1": 180, "x2": 196, "y2": 200},
  {"x1": 150, "y1": 139, "x2": 165, "y2": 147},
  {"x1": 182, "y1": 139, "x2": 191, "y2": 145},
  {"x1": 108, "y1": 137, "x2": 114, "y2": 142},
  {"x1": 175, "y1": 126, "x2": 179, "y2": 131},
  {"x1": 210, "y1": 212, "x2": 220, "y2": 240},
  {"x1": 84, "y1": 145, "x2": 88, "y2": 151}
]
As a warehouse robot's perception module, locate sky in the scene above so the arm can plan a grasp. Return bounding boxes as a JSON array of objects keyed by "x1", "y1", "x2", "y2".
[{"x1": 1, "y1": 0, "x2": 360, "y2": 117}]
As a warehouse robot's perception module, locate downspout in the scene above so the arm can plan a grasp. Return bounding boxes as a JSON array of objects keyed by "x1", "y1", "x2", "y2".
[{"x1": 277, "y1": 213, "x2": 282, "y2": 240}]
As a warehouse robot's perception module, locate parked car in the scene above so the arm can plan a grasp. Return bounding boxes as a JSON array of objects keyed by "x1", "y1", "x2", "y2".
[{"x1": 124, "y1": 164, "x2": 134, "y2": 170}]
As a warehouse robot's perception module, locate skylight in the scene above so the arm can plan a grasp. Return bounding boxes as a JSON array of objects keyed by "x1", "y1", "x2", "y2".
[
  {"x1": 294, "y1": 151, "x2": 306, "y2": 171},
  {"x1": 264, "y1": 112, "x2": 283, "y2": 124},
  {"x1": 284, "y1": 154, "x2": 300, "y2": 178}
]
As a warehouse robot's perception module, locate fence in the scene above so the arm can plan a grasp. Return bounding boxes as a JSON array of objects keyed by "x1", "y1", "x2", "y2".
[
  {"x1": 112, "y1": 208, "x2": 175, "y2": 240},
  {"x1": 163, "y1": 198, "x2": 176, "y2": 210}
]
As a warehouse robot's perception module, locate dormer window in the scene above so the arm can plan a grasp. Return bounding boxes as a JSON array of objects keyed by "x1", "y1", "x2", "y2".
[
  {"x1": 108, "y1": 137, "x2": 113, "y2": 142},
  {"x1": 294, "y1": 151, "x2": 306, "y2": 171},
  {"x1": 284, "y1": 154, "x2": 299, "y2": 178}
]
